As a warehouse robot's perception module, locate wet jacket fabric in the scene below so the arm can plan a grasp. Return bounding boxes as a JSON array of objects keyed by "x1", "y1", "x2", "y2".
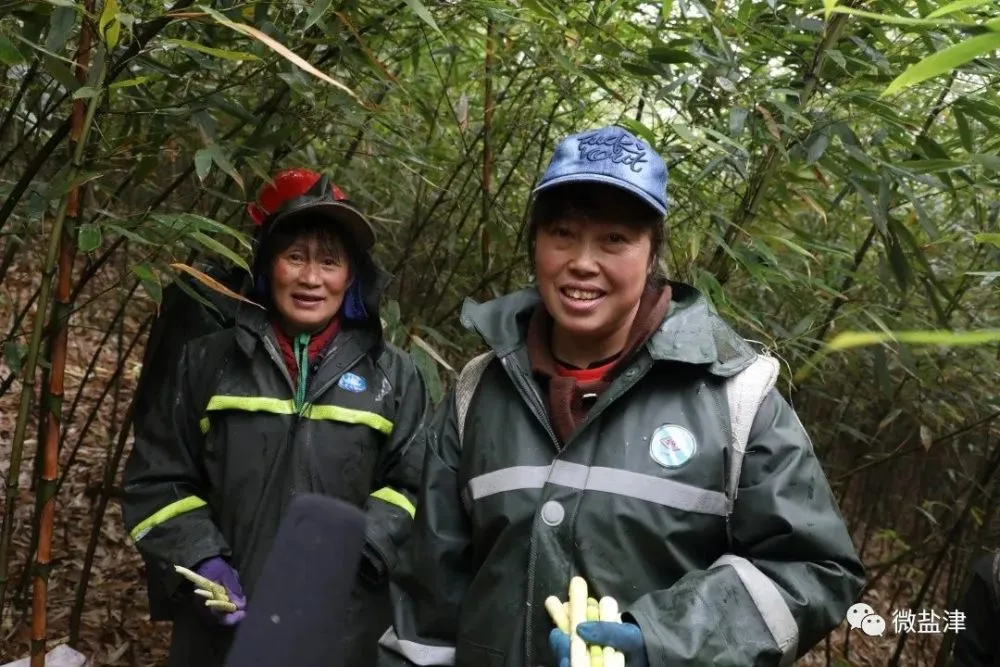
[
  {"x1": 123, "y1": 275, "x2": 428, "y2": 667},
  {"x1": 130, "y1": 262, "x2": 249, "y2": 622},
  {"x1": 953, "y1": 551, "x2": 1000, "y2": 667},
  {"x1": 379, "y1": 282, "x2": 865, "y2": 667}
]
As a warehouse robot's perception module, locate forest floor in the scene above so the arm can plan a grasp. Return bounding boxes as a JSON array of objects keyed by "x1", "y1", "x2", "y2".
[{"x1": 0, "y1": 247, "x2": 947, "y2": 666}]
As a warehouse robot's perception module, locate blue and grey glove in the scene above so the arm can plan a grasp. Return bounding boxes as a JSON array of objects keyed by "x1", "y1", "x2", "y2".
[{"x1": 549, "y1": 620, "x2": 650, "y2": 667}]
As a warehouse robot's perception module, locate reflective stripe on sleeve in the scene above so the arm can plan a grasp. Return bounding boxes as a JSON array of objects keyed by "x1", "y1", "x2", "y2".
[
  {"x1": 710, "y1": 554, "x2": 799, "y2": 666},
  {"x1": 371, "y1": 486, "x2": 416, "y2": 518},
  {"x1": 129, "y1": 496, "x2": 207, "y2": 542},
  {"x1": 378, "y1": 627, "x2": 456, "y2": 666}
]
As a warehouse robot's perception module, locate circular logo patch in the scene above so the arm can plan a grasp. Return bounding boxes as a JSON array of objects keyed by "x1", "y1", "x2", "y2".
[
  {"x1": 649, "y1": 424, "x2": 697, "y2": 468},
  {"x1": 338, "y1": 372, "x2": 367, "y2": 393}
]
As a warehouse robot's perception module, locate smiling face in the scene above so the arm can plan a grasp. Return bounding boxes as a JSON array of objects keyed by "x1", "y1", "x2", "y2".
[
  {"x1": 530, "y1": 184, "x2": 663, "y2": 367},
  {"x1": 268, "y1": 223, "x2": 351, "y2": 335}
]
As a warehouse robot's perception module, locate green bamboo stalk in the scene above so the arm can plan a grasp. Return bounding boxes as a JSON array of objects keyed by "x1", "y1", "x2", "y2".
[{"x1": 0, "y1": 54, "x2": 105, "y2": 630}]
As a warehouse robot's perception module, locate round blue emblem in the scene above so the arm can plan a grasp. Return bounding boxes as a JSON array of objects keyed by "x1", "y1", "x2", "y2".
[
  {"x1": 338, "y1": 372, "x2": 367, "y2": 393},
  {"x1": 649, "y1": 424, "x2": 697, "y2": 468}
]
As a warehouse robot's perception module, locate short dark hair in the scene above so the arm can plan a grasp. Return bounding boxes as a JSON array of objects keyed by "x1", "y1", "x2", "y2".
[
  {"x1": 263, "y1": 215, "x2": 352, "y2": 269},
  {"x1": 525, "y1": 183, "x2": 667, "y2": 286}
]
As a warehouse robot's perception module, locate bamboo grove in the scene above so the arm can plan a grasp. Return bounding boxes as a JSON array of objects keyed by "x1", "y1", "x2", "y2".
[{"x1": 1, "y1": 0, "x2": 999, "y2": 664}]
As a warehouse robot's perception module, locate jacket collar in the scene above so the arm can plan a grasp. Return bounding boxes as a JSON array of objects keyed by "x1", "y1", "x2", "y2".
[{"x1": 459, "y1": 281, "x2": 758, "y2": 377}]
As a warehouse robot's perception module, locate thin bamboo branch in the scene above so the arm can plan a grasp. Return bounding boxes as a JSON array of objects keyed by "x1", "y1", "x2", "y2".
[
  {"x1": 68, "y1": 315, "x2": 152, "y2": 646},
  {"x1": 706, "y1": 10, "x2": 853, "y2": 284},
  {"x1": 0, "y1": 57, "x2": 39, "y2": 147}
]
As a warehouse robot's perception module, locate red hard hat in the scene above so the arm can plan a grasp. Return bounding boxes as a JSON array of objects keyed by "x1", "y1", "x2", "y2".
[
  {"x1": 246, "y1": 168, "x2": 374, "y2": 250},
  {"x1": 247, "y1": 168, "x2": 348, "y2": 225}
]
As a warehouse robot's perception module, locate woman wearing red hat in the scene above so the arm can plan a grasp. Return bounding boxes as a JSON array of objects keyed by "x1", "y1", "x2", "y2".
[{"x1": 123, "y1": 169, "x2": 429, "y2": 667}]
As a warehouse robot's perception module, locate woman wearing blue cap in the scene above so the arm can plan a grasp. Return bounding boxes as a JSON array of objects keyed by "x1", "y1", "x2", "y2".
[
  {"x1": 378, "y1": 126, "x2": 864, "y2": 667},
  {"x1": 122, "y1": 168, "x2": 429, "y2": 667}
]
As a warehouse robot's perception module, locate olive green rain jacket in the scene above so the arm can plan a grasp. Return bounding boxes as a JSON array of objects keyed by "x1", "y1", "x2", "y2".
[{"x1": 379, "y1": 282, "x2": 865, "y2": 667}]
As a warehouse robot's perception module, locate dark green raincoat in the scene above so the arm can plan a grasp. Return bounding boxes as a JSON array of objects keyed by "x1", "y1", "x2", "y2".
[
  {"x1": 379, "y1": 282, "x2": 865, "y2": 667},
  {"x1": 123, "y1": 269, "x2": 428, "y2": 667}
]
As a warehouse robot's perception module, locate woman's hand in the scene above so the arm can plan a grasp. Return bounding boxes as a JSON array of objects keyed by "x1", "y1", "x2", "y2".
[
  {"x1": 184, "y1": 556, "x2": 248, "y2": 626},
  {"x1": 549, "y1": 621, "x2": 650, "y2": 667}
]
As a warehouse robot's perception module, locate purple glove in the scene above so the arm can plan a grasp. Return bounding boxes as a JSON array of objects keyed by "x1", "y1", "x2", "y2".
[{"x1": 192, "y1": 556, "x2": 247, "y2": 626}]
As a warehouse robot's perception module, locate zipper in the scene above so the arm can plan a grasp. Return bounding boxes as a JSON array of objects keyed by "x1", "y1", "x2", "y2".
[
  {"x1": 501, "y1": 353, "x2": 652, "y2": 666},
  {"x1": 262, "y1": 333, "x2": 296, "y2": 395},
  {"x1": 705, "y1": 378, "x2": 732, "y2": 549},
  {"x1": 500, "y1": 355, "x2": 558, "y2": 667},
  {"x1": 501, "y1": 356, "x2": 561, "y2": 451}
]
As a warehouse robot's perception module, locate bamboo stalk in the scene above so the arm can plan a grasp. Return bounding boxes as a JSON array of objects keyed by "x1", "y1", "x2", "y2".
[
  {"x1": 480, "y1": 18, "x2": 494, "y2": 273},
  {"x1": 29, "y1": 2, "x2": 96, "y2": 661},
  {"x1": 0, "y1": 3, "x2": 103, "y2": 635}
]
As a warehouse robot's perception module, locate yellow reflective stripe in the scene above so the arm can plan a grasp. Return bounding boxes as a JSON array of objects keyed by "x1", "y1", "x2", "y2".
[
  {"x1": 199, "y1": 417, "x2": 210, "y2": 434},
  {"x1": 206, "y1": 395, "x2": 296, "y2": 415},
  {"x1": 371, "y1": 487, "x2": 416, "y2": 519},
  {"x1": 200, "y1": 395, "x2": 393, "y2": 435},
  {"x1": 304, "y1": 404, "x2": 394, "y2": 435},
  {"x1": 130, "y1": 496, "x2": 207, "y2": 542}
]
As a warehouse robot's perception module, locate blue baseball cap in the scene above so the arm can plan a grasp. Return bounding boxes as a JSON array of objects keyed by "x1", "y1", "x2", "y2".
[{"x1": 533, "y1": 126, "x2": 668, "y2": 216}]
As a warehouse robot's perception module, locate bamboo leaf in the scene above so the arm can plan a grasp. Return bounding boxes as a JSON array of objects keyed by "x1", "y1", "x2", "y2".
[
  {"x1": 0, "y1": 34, "x2": 26, "y2": 65},
  {"x1": 170, "y1": 263, "x2": 263, "y2": 308},
  {"x1": 194, "y1": 148, "x2": 213, "y2": 182},
  {"x1": 131, "y1": 262, "x2": 163, "y2": 305},
  {"x1": 187, "y1": 231, "x2": 250, "y2": 272},
  {"x1": 975, "y1": 233, "x2": 1000, "y2": 248},
  {"x1": 806, "y1": 133, "x2": 829, "y2": 165},
  {"x1": 109, "y1": 76, "x2": 153, "y2": 89},
  {"x1": 764, "y1": 234, "x2": 818, "y2": 260},
  {"x1": 305, "y1": 0, "x2": 334, "y2": 30},
  {"x1": 206, "y1": 144, "x2": 244, "y2": 192},
  {"x1": 163, "y1": 38, "x2": 261, "y2": 62},
  {"x1": 882, "y1": 32, "x2": 1000, "y2": 97},
  {"x1": 926, "y1": 0, "x2": 992, "y2": 19},
  {"x1": 826, "y1": 329, "x2": 1000, "y2": 350},
  {"x1": 403, "y1": 0, "x2": 443, "y2": 36},
  {"x1": 72, "y1": 86, "x2": 101, "y2": 100},
  {"x1": 970, "y1": 154, "x2": 1000, "y2": 171},
  {"x1": 45, "y1": 7, "x2": 77, "y2": 52},
  {"x1": 824, "y1": 6, "x2": 967, "y2": 27},
  {"x1": 99, "y1": 0, "x2": 120, "y2": 49},
  {"x1": 409, "y1": 334, "x2": 456, "y2": 374},
  {"x1": 954, "y1": 107, "x2": 973, "y2": 152},
  {"x1": 196, "y1": 6, "x2": 360, "y2": 102},
  {"x1": 3, "y1": 341, "x2": 27, "y2": 375},
  {"x1": 42, "y1": 55, "x2": 80, "y2": 91},
  {"x1": 77, "y1": 223, "x2": 102, "y2": 252}
]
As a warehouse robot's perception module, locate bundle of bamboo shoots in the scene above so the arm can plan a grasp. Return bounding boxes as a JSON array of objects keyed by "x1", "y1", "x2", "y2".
[
  {"x1": 545, "y1": 576, "x2": 624, "y2": 667},
  {"x1": 175, "y1": 564, "x2": 238, "y2": 613}
]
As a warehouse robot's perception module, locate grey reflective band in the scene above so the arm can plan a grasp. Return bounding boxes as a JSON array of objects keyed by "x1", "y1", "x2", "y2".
[
  {"x1": 378, "y1": 627, "x2": 456, "y2": 666},
  {"x1": 724, "y1": 354, "x2": 780, "y2": 520},
  {"x1": 455, "y1": 352, "x2": 494, "y2": 446},
  {"x1": 710, "y1": 554, "x2": 799, "y2": 666},
  {"x1": 467, "y1": 461, "x2": 727, "y2": 516}
]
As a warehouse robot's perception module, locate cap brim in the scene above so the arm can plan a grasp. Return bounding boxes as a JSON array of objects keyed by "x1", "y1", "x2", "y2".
[
  {"x1": 532, "y1": 174, "x2": 666, "y2": 216},
  {"x1": 267, "y1": 201, "x2": 376, "y2": 251}
]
